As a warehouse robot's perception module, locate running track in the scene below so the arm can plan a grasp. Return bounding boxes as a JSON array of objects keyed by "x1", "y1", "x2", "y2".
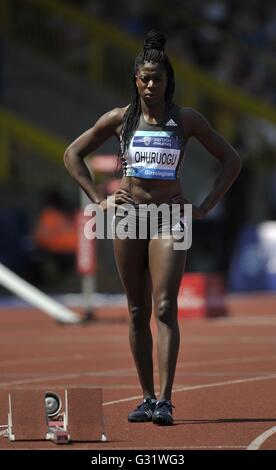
[{"x1": 0, "y1": 305, "x2": 276, "y2": 450}]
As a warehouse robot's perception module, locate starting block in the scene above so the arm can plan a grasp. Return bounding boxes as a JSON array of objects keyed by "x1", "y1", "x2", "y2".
[{"x1": 0, "y1": 387, "x2": 107, "y2": 444}]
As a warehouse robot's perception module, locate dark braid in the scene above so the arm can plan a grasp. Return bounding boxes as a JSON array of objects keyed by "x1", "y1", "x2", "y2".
[{"x1": 119, "y1": 30, "x2": 175, "y2": 158}]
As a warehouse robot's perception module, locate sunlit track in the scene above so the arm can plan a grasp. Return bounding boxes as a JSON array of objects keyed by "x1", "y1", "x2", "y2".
[
  {"x1": 2, "y1": 370, "x2": 276, "y2": 380},
  {"x1": 1, "y1": 353, "x2": 276, "y2": 386},
  {"x1": 177, "y1": 354, "x2": 276, "y2": 369},
  {"x1": 2, "y1": 352, "x2": 276, "y2": 371},
  {"x1": 1, "y1": 307, "x2": 276, "y2": 449},
  {"x1": 2, "y1": 355, "x2": 276, "y2": 387},
  {"x1": 0, "y1": 335, "x2": 126, "y2": 345},
  {"x1": 1, "y1": 334, "x2": 276, "y2": 346},
  {"x1": 0, "y1": 367, "x2": 136, "y2": 388},
  {"x1": 0, "y1": 354, "x2": 88, "y2": 367},
  {"x1": 0, "y1": 352, "x2": 128, "y2": 367},
  {"x1": 103, "y1": 373, "x2": 276, "y2": 405}
]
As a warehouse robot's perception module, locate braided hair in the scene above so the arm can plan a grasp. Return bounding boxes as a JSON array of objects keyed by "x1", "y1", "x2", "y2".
[{"x1": 119, "y1": 30, "x2": 175, "y2": 158}]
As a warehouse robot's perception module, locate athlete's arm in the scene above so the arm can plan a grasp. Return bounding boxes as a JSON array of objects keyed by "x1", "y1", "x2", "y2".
[
  {"x1": 64, "y1": 107, "x2": 132, "y2": 206},
  {"x1": 181, "y1": 107, "x2": 242, "y2": 217}
]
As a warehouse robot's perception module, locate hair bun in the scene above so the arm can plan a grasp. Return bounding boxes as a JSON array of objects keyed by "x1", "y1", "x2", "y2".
[{"x1": 143, "y1": 30, "x2": 166, "y2": 52}]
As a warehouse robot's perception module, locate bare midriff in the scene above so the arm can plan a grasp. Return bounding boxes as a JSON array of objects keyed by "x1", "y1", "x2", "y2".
[{"x1": 120, "y1": 176, "x2": 183, "y2": 205}]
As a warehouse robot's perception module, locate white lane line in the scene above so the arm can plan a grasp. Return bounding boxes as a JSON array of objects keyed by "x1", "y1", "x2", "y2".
[
  {"x1": 0, "y1": 352, "x2": 127, "y2": 367},
  {"x1": 2, "y1": 334, "x2": 276, "y2": 346},
  {"x1": 247, "y1": 426, "x2": 276, "y2": 450},
  {"x1": 1, "y1": 351, "x2": 276, "y2": 373},
  {"x1": 0, "y1": 335, "x2": 125, "y2": 345},
  {"x1": 184, "y1": 336, "x2": 276, "y2": 344},
  {"x1": 178, "y1": 354, "x2": 276, "y2": 369},
  {"x1": 103, "y1": 373, "x2": 276, "y2": 405},
  {"x1": 0, "y1": 354, "x2": 87, "y2": 367},
  {"x1": 0, "y1": 367, "x2": 136, "y2": 388},
  {"x1": 4, "y1": 370, "x2": 275, "y2": 406},
  {"x1": 175, "y1": 371, "x2": 276, "y2": 377},
  {"x1": 0, "y1": 356, "x2": 104, "y2": 368},
  {"x1": 2, "y1": 354, "x2": 276, "y2": 388},
  {"x1": 2, "y1": 370, "x2": 276, "y2": 379}
]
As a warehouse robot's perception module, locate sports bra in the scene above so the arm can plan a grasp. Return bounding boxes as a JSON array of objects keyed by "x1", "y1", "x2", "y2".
[{"x1": 120, "y1": 104, "x2": 185, "y2": 180}]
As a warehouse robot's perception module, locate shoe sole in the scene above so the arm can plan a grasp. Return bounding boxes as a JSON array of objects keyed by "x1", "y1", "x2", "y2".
[
  {"x1": 152, "y1": 416, "x2": 173, "y2": 426},
  {"x1": 128, "y1": 417, "x2": 152, "y2": 422}
]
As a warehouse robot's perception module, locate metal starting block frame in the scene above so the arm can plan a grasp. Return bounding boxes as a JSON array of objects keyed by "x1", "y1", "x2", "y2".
[{"x1": 0, "y1": 388, "x2": 107, "y2": 444}]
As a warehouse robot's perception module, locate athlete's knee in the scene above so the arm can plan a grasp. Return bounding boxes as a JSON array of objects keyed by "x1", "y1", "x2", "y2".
[
  {"x1": 155, "y1": 298, "x2": 177, "y2": 326},
  {"x1": 128, "y1": 304, "x2": 151, "y2": 330}
]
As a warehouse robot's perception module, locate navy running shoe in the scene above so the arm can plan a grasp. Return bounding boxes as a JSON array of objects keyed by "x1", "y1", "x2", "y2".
[
  {"x1": 128, "y1": 398, "x2": 157, "y2": 422},
  {"x1": 152, "y1": 399, "x2": 174, "y2": 425}
]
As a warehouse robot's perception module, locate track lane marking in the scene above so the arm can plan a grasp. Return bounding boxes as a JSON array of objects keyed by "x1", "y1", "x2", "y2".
[
  {"x1": 247, "y1": 426, "x2": 276, "y2": 450},
  {"x1": 103, "y1": 373, "x2": 276, "y2": 405},
  {"x1": 1, "y1": 352, "x2": 276, "y2": 372}
]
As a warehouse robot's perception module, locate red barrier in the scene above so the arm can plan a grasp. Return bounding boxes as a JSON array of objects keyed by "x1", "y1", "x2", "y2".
[
  {"x1": 178, "y1": 273, "x2": 227, "y2": 318},
  {"x1": 76, "y1": 211, "x2": 97, "y2": 275}
]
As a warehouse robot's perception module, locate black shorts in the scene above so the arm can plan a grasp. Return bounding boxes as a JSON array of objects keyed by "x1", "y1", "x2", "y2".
[{"x1": 112, "y1": 203, "x2": 187, "y2": 240}]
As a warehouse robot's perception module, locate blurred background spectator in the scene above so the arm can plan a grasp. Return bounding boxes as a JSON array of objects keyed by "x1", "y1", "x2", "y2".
[{"x1": 32, "y1": 187, "x2": 78, "y2": 291}]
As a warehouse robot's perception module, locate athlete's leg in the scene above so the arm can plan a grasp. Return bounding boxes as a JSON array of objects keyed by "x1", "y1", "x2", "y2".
[
  {"x1": 148, "y1": 237, "x2": 186, "y2": 401},
  {"x1": 113, "y1": 237, "x2": 155, "y2": 399}
]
